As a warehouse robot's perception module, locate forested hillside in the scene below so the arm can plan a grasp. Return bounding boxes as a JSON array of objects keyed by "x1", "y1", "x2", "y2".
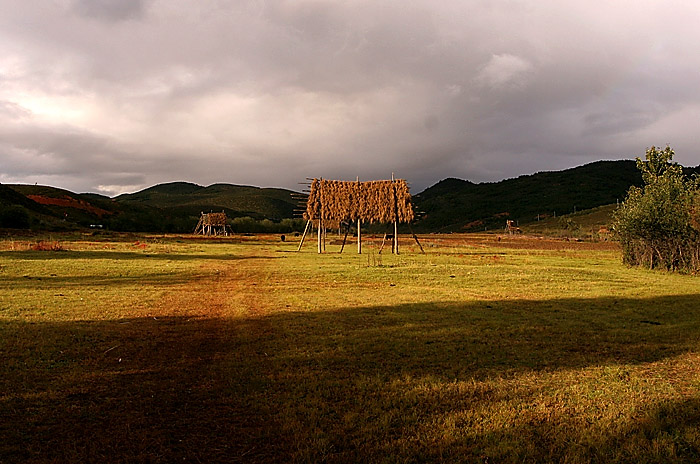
[
  {"x1": 3, "y1": 160, "x2": 698, "y2": 233},
  {"x1": 412, "y1": 160, "x2": 644, "y2": 231}
]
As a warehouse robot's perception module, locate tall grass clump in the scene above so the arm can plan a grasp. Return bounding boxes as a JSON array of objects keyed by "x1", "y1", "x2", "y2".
[
  {"x1": 614, "y1": 145, "x2": 700, "y2": 272},
  {"x1": 30, "y1": 240, "x2": 65, "y2": 251}
]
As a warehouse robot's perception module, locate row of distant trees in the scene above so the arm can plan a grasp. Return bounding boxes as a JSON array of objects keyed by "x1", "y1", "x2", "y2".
[
  {"x1": 614, "y1": 146, "x2": 700, "y2": 273},
  {"x1": 229, "y1": 217, "x2": 306, "y2": 233},
  {"x1": 0, "y1": 207, "x2": 308, "y2": 234},
  {"x1": 105, "y1": 216, "x2": 307, "y2": 234}
]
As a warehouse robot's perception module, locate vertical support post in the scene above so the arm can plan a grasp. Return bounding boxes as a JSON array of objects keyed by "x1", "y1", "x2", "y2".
[
  {"x1": 394, "y1": 221, "x2": 399, "y2": 255},
  {"x1": 357, "y1": 219, "x2": 362, "y2": 254},
  {"x1": 356, "y1": 176, "x2": 362, "y2": 254},
  {"x1": 317, "y1": 220, "x2": 322, "y2": 253},
  {"x1": 392, "y1": 173, "x2": 399, "y2": 255},
  {"x1": 318, "y1": 177, "x2": 323, "y2": 254}
]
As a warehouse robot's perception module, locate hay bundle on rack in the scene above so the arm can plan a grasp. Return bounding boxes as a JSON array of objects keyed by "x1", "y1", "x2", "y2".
[
  {"x1": 304, "y1": 178, "x2": 414, "y2": 224},
  {"x1": 193, "y1": 211, "x2": 230, "y2": 235},
  {"x1": 304, "y1": 179, "x2": 321, "y2": 222},
  {"x1": 203, "y1": 212, "x2": 227, "y2": 226},
  {"x1": 394, "y1": 180, "x2": 414, "y2": 223}
]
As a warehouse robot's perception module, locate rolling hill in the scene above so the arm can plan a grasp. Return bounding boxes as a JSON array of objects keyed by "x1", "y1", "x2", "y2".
[
  {"x1": 115, "y1": 182, "x2": 298, "y2": 219},
  {"x1": 3, "y1": 182, "x2": 301, "y2": 232},
  {"x1": 0, "y1": 184, "x2": 52, "y2": 217},
  {"x1": 412, "y1": 160, "x2": 644, "y2": 232},
  {"x1": 3, "y1": 159, "x2": 699, "y2": 233}
]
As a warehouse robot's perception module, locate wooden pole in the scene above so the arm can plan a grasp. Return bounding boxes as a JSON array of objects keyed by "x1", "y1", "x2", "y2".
[
  {"x1": 378, "y1": 232, "x2": 387, "y2": 254},
  {"x1": 318, "y1": 178, "x2": 323, "y2": 254},
  {"x1": 392, "y1": 173, "x2": 399, "y2": 255},
  {"x1": 394, "y1": 221, "x2": 399, "y2": 255},
  {"x1": 408, "y1": 224, "x2": 424, "y2": 253},
  {"x1": 339, "y1": 221, "x2": 350, "y2": 253},
  {"x1": 318, "y1": 220, "x2": 322, "y2": 253},
  {"x1": 357, "y1": 219, "x2": 362, "y2": 254},
  {"x1": 297, "y1": 220, "x2": 311, "y2": 251},
  {"x1": 356, "y1": 176, "x2": 362, "y2": 254}
]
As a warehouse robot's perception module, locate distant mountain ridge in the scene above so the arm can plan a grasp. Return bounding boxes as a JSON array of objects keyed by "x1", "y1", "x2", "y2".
[
  {"x1": 2, "y1": 159, "x2": 699, "y2": 232},
  {"x1": 3, "y1": 181, "x2": 300, "y2": 232},
  {"x1": 411, "y1": 160, "x2": 700, "y2": 232},
  {"x1": 115, "y1": 181, "x2": 298, "y2": 219}
]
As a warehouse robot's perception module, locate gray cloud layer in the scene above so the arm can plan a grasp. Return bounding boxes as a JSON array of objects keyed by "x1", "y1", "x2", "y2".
[{"x1": 1, "y1": 0, "x2": 699, "y2": 195}]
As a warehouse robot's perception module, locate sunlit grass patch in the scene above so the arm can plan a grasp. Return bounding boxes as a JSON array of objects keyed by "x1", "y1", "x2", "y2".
[{"x1": 1, "y1": 233, "x2": 700, "y2": 462}]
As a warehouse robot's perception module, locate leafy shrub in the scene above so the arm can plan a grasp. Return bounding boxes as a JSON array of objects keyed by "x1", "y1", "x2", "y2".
[
  {"x1": 614, "y1": 146, "x2": 700, "y2": 272},
  {"x1": 558, "y1": 217, "x2": 580, "y2": 236}
]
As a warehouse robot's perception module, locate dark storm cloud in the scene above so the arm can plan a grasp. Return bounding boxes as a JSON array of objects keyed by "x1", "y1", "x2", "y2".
[
  {"x1": 2, "y1": 0, "x2": 700, "y2": 195},
  {"x1": 72, "y1": 0, "x2": 147, "y2": 22},
  {"x1": 0, "y1": 120, "x2": 151, "y2": 193}
]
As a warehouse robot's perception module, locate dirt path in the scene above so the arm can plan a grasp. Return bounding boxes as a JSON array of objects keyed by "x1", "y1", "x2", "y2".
[
  {"x1": 150, "y1": 253, "x2": 275, "y2": 319},
  {"x1": 3, "y1": 248, "x2": 284, "y2": 463}
]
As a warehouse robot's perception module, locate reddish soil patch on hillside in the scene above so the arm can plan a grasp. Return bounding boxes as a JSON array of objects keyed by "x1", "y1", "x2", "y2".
[{"x1": 27, "y1": 195, "x2": 112, "y2": 217}]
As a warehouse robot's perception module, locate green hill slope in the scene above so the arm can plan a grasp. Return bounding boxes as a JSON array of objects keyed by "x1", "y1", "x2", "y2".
[
  {"x1": 4, "y1": 159, "x2": 698, "y2": 234},
  {"x1": 0, "y1": 184, "x2": 47, "y2": 212},
  {"x1": 1, "y1": 184, "x2": 89, "y2": 229},
  {"x1": 4, "y1": 181, "x2": 301, "y2": 232},
  {"x1": 113, "y1": 182, "x2": 204, "y2": 203},
  {"x1": 522, "y1": 204, "x2": 619, "y2": 238},
  {"x1": 413, "y1": 160, "x2": 645, "y2": 232},
  {"x1": 115, "y1": 182, "x2": 298, "y2": 220}
]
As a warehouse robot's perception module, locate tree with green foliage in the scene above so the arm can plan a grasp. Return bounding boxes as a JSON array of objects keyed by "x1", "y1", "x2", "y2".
[
  {"x1": 613, "y1": 146, "x2": 700, "y2": 272},
  {"x1": 558, "y1": 217, "x2": 580, "y2": 236}
]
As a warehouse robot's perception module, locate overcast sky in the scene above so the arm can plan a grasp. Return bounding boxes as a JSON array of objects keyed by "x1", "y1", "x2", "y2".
[{"x1": 2, "y1": 0, "x2": 700, "y2": 195}]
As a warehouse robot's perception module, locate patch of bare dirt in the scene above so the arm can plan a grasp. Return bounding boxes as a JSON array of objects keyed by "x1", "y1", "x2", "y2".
[{"x1": 27, "y1": 194, "x2": 112, "y2": 217}]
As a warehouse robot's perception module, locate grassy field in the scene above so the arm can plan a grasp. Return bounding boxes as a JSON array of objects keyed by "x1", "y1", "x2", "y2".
[{"x1": 1, "y1": 232, "x2": 700, "y2": 463}]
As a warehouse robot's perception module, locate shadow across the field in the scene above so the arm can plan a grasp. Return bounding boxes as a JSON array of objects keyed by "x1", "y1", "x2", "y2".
[
  {"x1": 0, "y1": 250, "x2": 282, "y2": 261},
  {"x1": 2, "y1": 273, "x2": 197, "y2": 289},
  {"x1": 0, "y1": 315, "x2": 278, "y2": 463},
  {"x1": 465, "y1": 396, "x2": 700, "y2": 463},
  {"x1": 2, "y1": 293, "x2": 700, "y2": 462},
  {"x1": 265, "y1": 295, "x2": 700, "y2": 379}
]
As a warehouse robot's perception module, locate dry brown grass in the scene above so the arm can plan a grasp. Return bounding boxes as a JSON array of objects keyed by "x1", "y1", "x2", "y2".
[{"x1": 29, "y1": 240, "x2": 65, "y2": 251}]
